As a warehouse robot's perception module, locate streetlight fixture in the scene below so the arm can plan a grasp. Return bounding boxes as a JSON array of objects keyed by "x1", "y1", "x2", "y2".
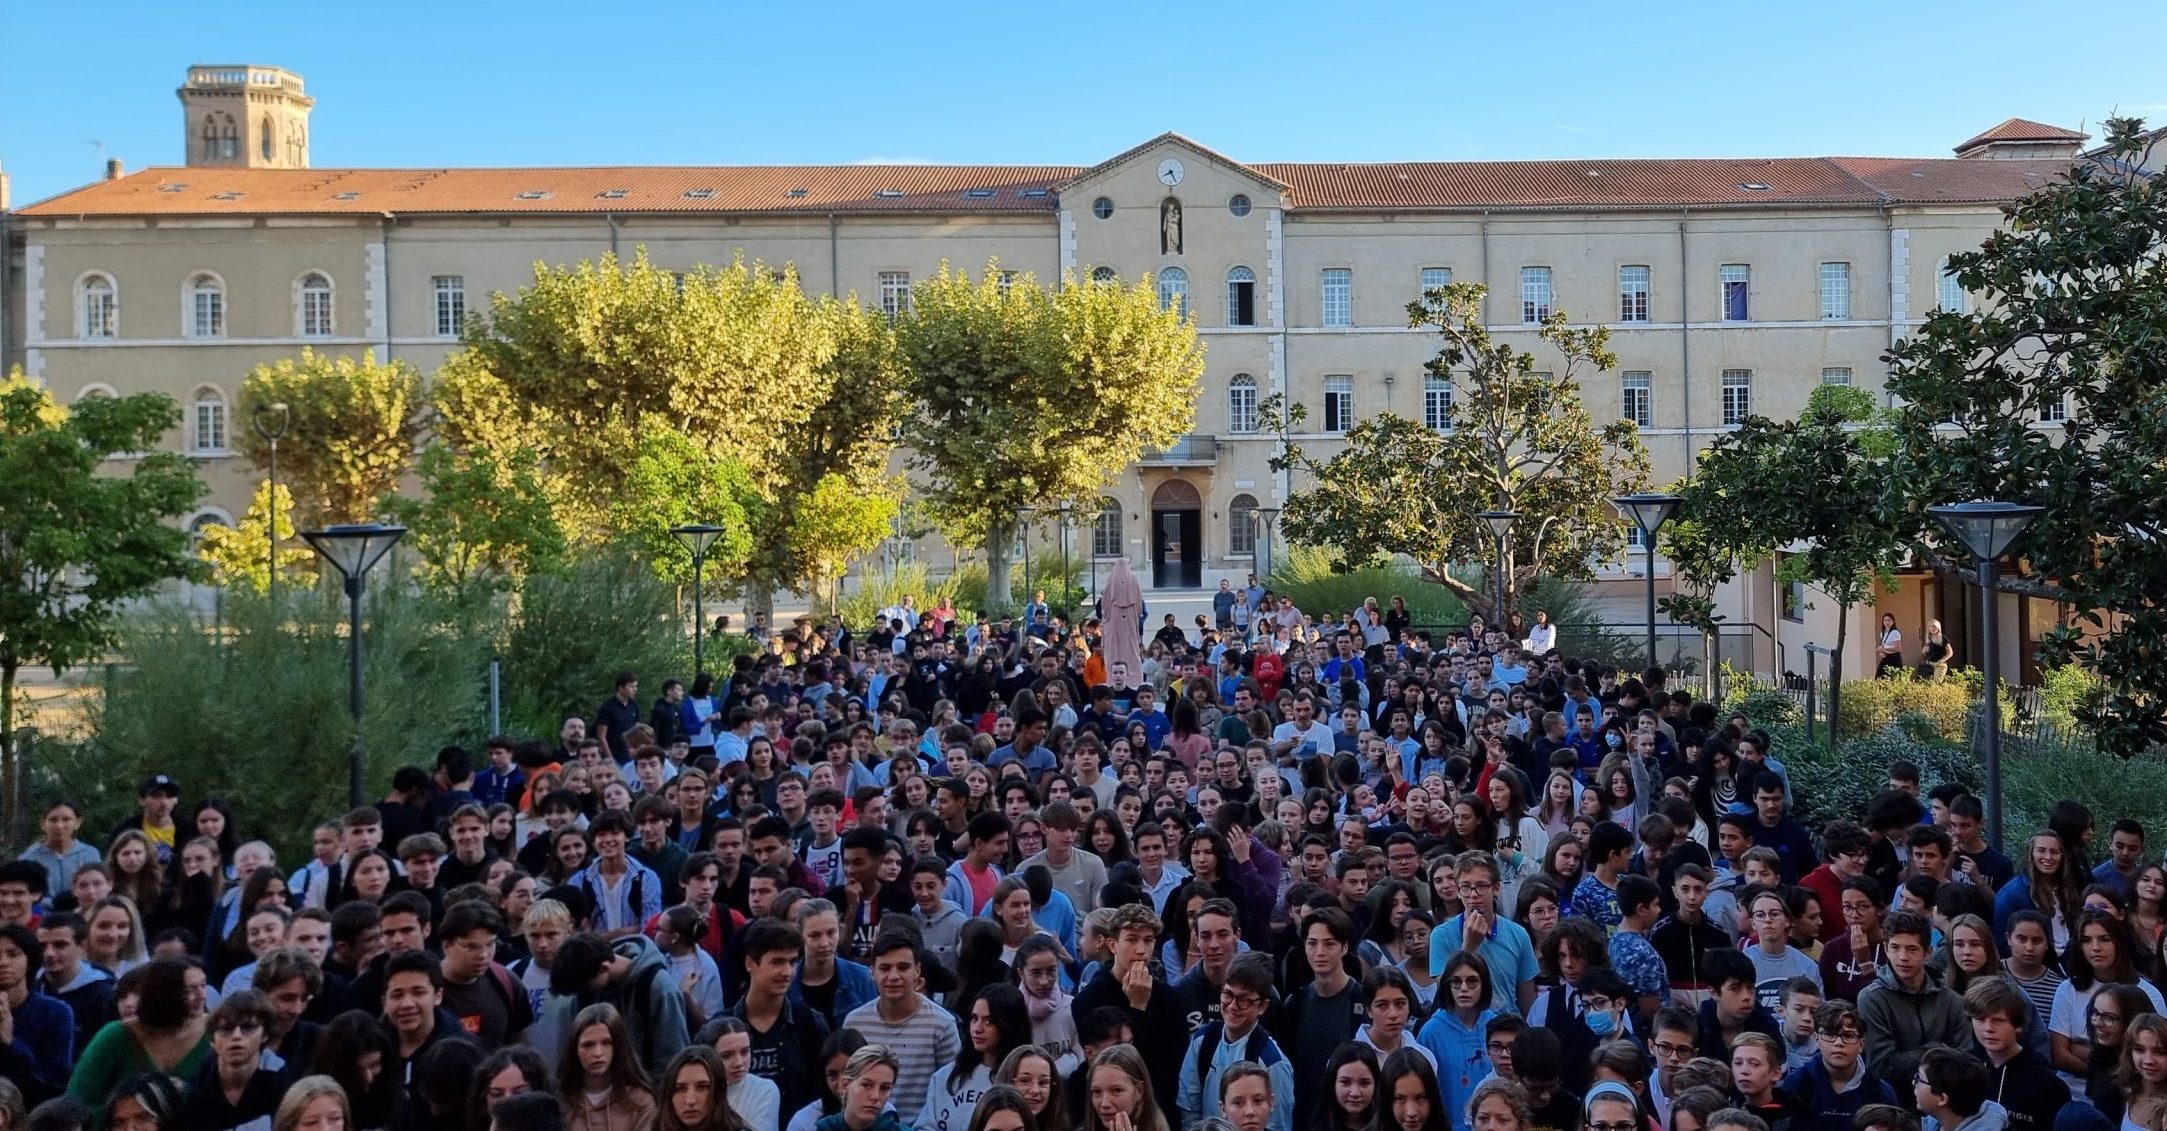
[
  {"x1": 1928, "y1": 499, "x2": 2045, "y2": 853},
  {"x1": 1055, "y1": 503, "x2": 1074, "y2": 618},
  {"x1": 302, "y1": 521, "x2": 406, "y2": 806},
  {"x1": 1614, "y1": 492, "x2": 1683, "y2": 676},
  {"x1": 1478, "y1": 509, "x2": 1517, "y2": 626},
  {"x1": 251, "y1": 402, "x2": 291, "y2": 599},
  {"x1": 1255, "y1": 506, "x2": 1282, "y2": 585},
  {"x1": 1018, "y1": 506, "x2": 1037, "y2": 619},
  {"x1": 670, "y1": 523, "x2": 727, "y2": 676}
]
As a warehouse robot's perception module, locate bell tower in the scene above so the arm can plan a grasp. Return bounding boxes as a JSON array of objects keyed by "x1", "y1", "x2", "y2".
[{"x1": 177, "y1": 65, "x2": 313, "y2": 169}]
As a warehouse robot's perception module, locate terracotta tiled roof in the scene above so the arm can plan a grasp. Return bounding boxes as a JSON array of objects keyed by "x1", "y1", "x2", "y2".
[
  {"x1": 1828, "y1": 157, "x2": 2069, "y2": 204},
  {"x1": 14, "y1": 165, "x2": 1082, "y2": 217},
  {"x1": 14, "y1": 154, "x2": 2075, "y2": 219},
  {"x1": 1954, "y1": 118, "x2": 2090, "y2": 154}
]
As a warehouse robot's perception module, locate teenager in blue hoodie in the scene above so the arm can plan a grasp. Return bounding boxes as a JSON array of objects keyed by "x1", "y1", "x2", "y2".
[
  {"x1": 1418, "y1": 951, "x2": 1498, "y2": 1131},
  {"x1": 1781, "y1": 999, "x2": 1895, "y2": 1131}
]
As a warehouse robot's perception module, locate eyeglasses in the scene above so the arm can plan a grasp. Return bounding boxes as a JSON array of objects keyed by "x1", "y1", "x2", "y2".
[
  {"x1": 2091, "y1": 1009, "x2": 2126, "y2": 1023},
  {"x1": 1817, "y1": 1031, "x2": 1864, "y2": 1045},
  {"x1": 1220, "y1": 990, "x2": 1265, "y2": 1009},
  {"x1": 1484, "y1": 1043, "x2": 1514, "y2": 1057},
  {"x1": 1650, "y1": 1041, "x2": 1694, "y2": 1059},
  {"x1": 214, "y1": 1020, "x2": 263, "y2": 1036},
  {"x1": 1592, "y1": 1122, "x2": 1639, "y2": 1131}
]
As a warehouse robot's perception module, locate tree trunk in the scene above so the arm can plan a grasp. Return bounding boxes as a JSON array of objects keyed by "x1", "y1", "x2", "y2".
[
  {"x1": 1829, "y1": 603, "x2": 1848, "y2": 743},
  {"x1": 984, "y1": 518, "x2": 1015, "y2": 617}
]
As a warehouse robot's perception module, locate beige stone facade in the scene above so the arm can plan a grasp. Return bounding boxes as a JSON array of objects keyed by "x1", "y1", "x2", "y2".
[{"x1": 0, "y1": 72, "x2": 2094, "y2": 679}]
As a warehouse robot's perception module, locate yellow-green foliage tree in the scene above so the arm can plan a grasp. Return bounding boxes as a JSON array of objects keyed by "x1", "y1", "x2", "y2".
[
  {"x1": 237, "y1": 349, "x2": 426, "y2": 526},
  {"x1": 197, "y1": 480, "x2": 313, "y2": 593}
]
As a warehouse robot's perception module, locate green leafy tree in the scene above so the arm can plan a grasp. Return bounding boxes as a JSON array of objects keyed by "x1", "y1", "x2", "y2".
[
  {"x1": 898, "y1": 261, "x2": 1204, "y2": 612},
  {"x1": 790, "y1": 472, "x2": 902, "y2": 612},
  {"x1": 382, "y1": 445, "x2": 566, "y2": 599},
  {"x1": 237, "y1": 349, "x2": 426, "y2": 526},
  {"x1": 0, "y1": 373, "x2": 204, "y2": 827},
  {"x1": 433, "y1": 252, "x2": 839, "y2": 557},
  {"x1": 1263, "y1": 282, "x2": 1651, "y2": 621},
  {"x1": 1883, "y1": 117, "x2": 2167, "y2": 755},
  {"x1": 1676, "y1": 383, "x2": 1905, "y2": 736},
  {"x1": 197, "y1": 480, "x2": 313, "y2": 594},
  {"x1": 612, "y1": 431, "x2": 762, "y2": 586}
]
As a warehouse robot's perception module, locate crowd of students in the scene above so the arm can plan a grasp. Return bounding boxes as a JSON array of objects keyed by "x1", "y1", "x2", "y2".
[{"x1": 0, "y1": 584, "x2": 2148, "y2": 1131}]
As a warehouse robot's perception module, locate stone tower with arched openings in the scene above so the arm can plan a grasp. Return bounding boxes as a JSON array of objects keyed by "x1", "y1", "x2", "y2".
[{"x1": 177, "y1": 65, "x2": 313, "y2": 169}]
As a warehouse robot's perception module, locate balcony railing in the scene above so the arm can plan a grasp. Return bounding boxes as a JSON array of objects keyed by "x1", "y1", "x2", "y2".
[{"x1": 1139, "y1": 434, "x2": 1218, "y2": 465}]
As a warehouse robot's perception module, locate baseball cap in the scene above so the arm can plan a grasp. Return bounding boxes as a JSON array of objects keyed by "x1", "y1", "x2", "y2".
[{"x1": 139, "y1": 774, "x2": 180, "y2": 797}]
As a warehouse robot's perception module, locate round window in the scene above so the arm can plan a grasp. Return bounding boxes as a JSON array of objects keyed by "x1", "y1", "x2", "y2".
[
  {"x1": 1091, "y1": 267, "x2": 1117, "y2": 284},
  {"x1": 1092, "y1": 197, "x2": 1114, "y2": 220},
  {"x1": 1229, "y1": 194, "x2": 1252, "y2": 217}
]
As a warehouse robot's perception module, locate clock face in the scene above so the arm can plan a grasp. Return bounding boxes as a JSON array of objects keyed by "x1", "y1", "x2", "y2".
[{"x1": 1157, "y1": 158, "x2": 1185, "y2": 187}]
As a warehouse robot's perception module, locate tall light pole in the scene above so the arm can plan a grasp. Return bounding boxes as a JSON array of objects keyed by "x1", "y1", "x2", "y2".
[
  {"x1": 1255, "y1": 506, "x2": 1282, "y2": 586},
  {"x1": 1478, "y1": 509, "x2": 1517, "y2": 627},
  {"x1": 1614, "y1": 493, "x2": 1683, "y2": 676},
  {"x1": 1929, "y1": 499, "x2": 2044, "y2": 853},
  {"x1": 1018, "y1": 506, "x2": 1036, "y2": 618},
  {"x1": 670, "y1": 523, "x2": 726, "y2": 676},
  {"x1": 1055, "y1": 503, "x2": 1074, "y2": 618},
  {"x1": 302, "y1": 522, "x2": 406, "y2": 806},
  {"x1": 251, "y1": 402, "x2": 291, "y2": 599}
]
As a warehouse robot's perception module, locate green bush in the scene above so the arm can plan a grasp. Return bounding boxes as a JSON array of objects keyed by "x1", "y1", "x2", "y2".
[
  {"x1": 950, "y1": 560, "x2": 1088, "y2": 624},
  {"x1": 496, "y1": 551, "x2": 698, "y2": 738},
  {"x1": 1265, "y1": 547, "x2": 1633, "y2": 664},
  {"x1": 53, "y1": 585, "x2": 489, "y2": 862},
  {"x1": 835, "y1": 564, "x2": 963, "y2": 632},
  {"x1": 1834, "y1": 673, "x2": 1979, "y2": 742}
]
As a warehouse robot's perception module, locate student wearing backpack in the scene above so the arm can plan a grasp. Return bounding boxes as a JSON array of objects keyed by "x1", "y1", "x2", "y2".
[
  {"x1": 549, "y1": 929, "x2": 692, "y2": 1076},
  {"x1": 1179, "y1": 952, "x2": 1295, "y2": 1131}
]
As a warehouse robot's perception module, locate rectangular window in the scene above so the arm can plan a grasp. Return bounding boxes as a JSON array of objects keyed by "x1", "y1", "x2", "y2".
[
  {"x1": 997, "y1": 270, "x2": 1018, "y2": 297},
  {"x1": 1783, "y1": 578, "x2": 1805, "y2": 621},
  {"x1": 879, "y1": 271, "x2": 912, "y2": 319},
  {"x1": 1621, "y1": 371, "x2": 1652, "y2": 428},
  {"x1": 1819, "y1": 262, "x2": 1852, "y2": 320},
  {"x1": 1421, "y1": 267, "x2": 1452, "y2": 310},
  {"x1": 1521, "y1": 267, "x2": 1552, "y2": 322},
  {"x1": 2040, "y1": 390, "x2": 2069, "y2": 423},
  {"x1": 1618, "y1": 266, "x2": 1651, "y2": 322},
  {"x1": 1321, "y1": 269, "x2": 1353, "y2": 327},
  {"x1": 302, "y1": 289, "x2": 334, "y2": 337},
  {"x1": 1720, "y1": 263, "x2": 1750, "y2": 321},
  {"x1": 1227, "y1": 271, "x2": 1256, "y2": 326},
  {"x1": 195, "y1": 399, "x2": 226, "y2": 452},
  {"x1": 1821, "y1": 367, "x2": 1853, "y2": 386},
  {"x1": 192, "y1": 291, "x2": 224, "y2": 338},
  {"x1": 1228, "y1": 380, "x2": 1258, "y2": 433},
  {"x1": 1323, "y1": 375, "x2": 1354, "y2": 433},
  {"x1": 433, "y1": 276, "x2": 466, "y2": 337},
  {"x1": 1938, "y1": 262, "x2": 1967, "y2": 313},
  {"x1": 1722, "y1": 369, "x2": 1753, "y2": 426},
  {"x1": 1423, "y1": 377, "x2": 1453, "y2": 431}
]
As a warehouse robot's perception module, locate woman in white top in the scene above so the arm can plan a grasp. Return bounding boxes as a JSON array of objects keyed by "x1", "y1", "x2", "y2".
[
  {"x1": 918, "y1": 985, "x2": 1034, "y2": 1131},
  {"x1": 1874, "y1": 614, "x2": 1905, "y2": 679},
  {"x1": 2048, "y1": 911, "x2": 2167, "y2": 1093},
  {"x1": 1524, "y1": 610, "x2": 1557, "y2": 657},
  {"x1": 713, "y1": 1018, "x2": 783, "y2": 1131}
]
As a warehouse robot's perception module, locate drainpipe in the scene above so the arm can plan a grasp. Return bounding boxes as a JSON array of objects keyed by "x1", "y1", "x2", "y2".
[
  {"x1": 1677, "y1": 209, "x2": 1692, "y2": 471},
  {"x1": 379, "y1": 215, "x2": 395, "y2": 360},
  {"x1": 1478, "y1": 210, "x2": 1492, "y2": 325},
  {"x1": 607, "y1": 214, "x2": 619, "y2": 258},
  {"x1": 828, "y1": 214, "x2": 841, "y2": 298}
]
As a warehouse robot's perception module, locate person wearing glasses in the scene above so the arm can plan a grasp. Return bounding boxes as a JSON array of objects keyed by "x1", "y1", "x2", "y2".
[
  {"x1": 1910, "y1": 1047, "x2": 2003, "y2": 1131},
  {"x1": 1777, "y1": 1000, "x2": 1894, "y2": 1131},
  {"x1": 1177, "y1": 953, "x2": 1294, "y2": 1131},
  {"x1": 178, "y1": 989, "x2": 292, "y2": 1129},
  {"x1": 1582, "y1": 1081, "x2": 1644, "y2": 1131}
]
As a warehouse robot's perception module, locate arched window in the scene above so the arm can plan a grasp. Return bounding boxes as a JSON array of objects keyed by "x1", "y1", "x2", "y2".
[
  {"x1": 189, "y1": 512, "x2": 230, "y2": 547},
  {"x1": 192, "y1": 387, "x2": 228, "y2": 453},
  {"x1": 202, "y1": 115, "x2": 219, "y2": 159},
  {"x1": 75, "y1": 384, "x2": 116, "y2": 402},
  {"x1": 220, "y1": 115, "x2": 238, "y2": 159},
  {"x1": 1156, "y1": 267, "x2": 1188, "y2": 316},
  {"x1": 1228, "y1": 374, "x2": 1258, "y2": 433},
  {"x1": 261, "y1": 116, "x2": 275, "y2": 161},
  {"x1": 1091, "y1": 266, "x2": 1117, "y2": 285},
  {"x1": 1226, "y1": 266, "x2": 1256, "y2": 326},
  {"x1": 78, "y1": 273, "x2": 117, "y2": 338},
  {"x1": 187, "y1": 273, "x2": 225, "y2": 338},
  {"x1": 1092, "y1": 497, "x2": 1122, "y2": 558},
  {"x1": 297, "y1": 272, "x2": 334, "y2": 337},
  {"x1": 1228, "y1": 494, "x2": 1259, "y2": 556}
]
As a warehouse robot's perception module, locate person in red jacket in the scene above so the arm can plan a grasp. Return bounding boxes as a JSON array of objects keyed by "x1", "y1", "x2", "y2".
[
  {"x1": 1798, "y1": 821, "x2": 1871, "y2": 943},
  {"x1": 1252, "y1": 650, "x2": 1286, "y2": 703}
]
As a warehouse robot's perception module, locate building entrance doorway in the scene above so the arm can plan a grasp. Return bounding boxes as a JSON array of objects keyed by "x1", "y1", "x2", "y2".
[{"x1": 1150, "y1": 479, "x2": 1203, "y2": 589}]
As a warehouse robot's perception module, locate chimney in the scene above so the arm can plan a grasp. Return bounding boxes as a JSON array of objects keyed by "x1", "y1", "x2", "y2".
[
  {"x1": 105, "y1": 158, "x2": 125, "y2": 181},
  {"x1": 0, "y1": 163, "x2": 10, "y2": 212}
]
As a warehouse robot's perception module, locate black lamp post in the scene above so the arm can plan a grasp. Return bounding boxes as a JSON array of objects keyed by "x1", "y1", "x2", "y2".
[
  {"x1": 302, "y1": 522, "x2": 406, "y2": 806},
  {"x1": 1614, "y1": 493, "x2": 1683, "y2": 675},
  {"x1": 1018, "y1": 506, "x2": 1036, "y2": 616},
  {"x1": 1055, "y1": 503, "x2": 1074, "y2": 616},
  {"x1": 251, "y1": 401, "x2": 290, "y2": 598},
  {"x1": 1478, "y1": 509, "x2": 1517, "y2": 626},
  {"x1": 670, "y1": 523, "x2": 726, "y2": 676},
  {"x1": 1928, "y1": 499, "x2": 2045, "y2": 853},
  {"x1": 1256, "y1": 506, "x2": 1281, "y2": 585}
]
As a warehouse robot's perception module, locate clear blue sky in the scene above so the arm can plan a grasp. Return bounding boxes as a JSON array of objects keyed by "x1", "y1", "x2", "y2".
[{"x1": 6, "y1": 1, "x2": 2162, "y2": 206}]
